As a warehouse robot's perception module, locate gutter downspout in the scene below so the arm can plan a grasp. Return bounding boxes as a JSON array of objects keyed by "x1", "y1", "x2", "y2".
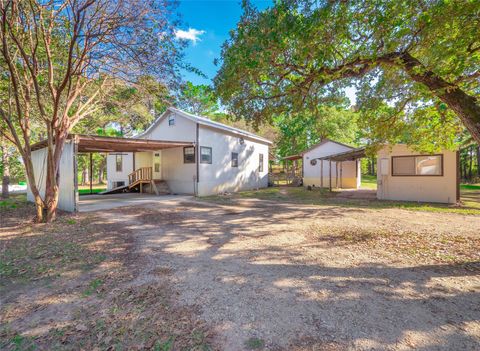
[{"x1": 195, "y1": 123, "x2": 199, "y2": 197}]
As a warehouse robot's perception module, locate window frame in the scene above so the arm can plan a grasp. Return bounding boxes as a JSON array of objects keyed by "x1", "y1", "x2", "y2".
[
  {"x1": 258, "y1": 153, "x2": 264, "y2": 173},
  {"x1": 200, "y1": 146, "x2": 212, "y2": 164},
  {"x1": 115, "y1": 154, "x2": 122, "y2": 172},
  {"x1": 391, "y1": 154, "x2": 443, "y2": 177},
  {"x1": 168, "y1": 116, "x2": 175, "y2": 126},
  {"x1": 183, "y1": 146, "x2": 195, "y2": 164},
  {"x1": 231, "y1": 152, "x2": 239, "y2": 167}
]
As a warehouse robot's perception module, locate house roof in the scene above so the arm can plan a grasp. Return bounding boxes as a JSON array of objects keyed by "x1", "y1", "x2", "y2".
[
  {"x1": 30, "y1": 134, "x2": 193, "y2": 153},
  {"x1": 139, "y1": 107, "x2": 272, "y2": 145},
  {"x1": 283, "y1": 138, "x2": 355, "y2": 160}
]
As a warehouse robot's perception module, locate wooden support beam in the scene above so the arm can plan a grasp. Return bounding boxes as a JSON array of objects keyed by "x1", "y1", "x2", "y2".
[{"x1": 89, "y1": 153, "x2": 93, "y2": 195}]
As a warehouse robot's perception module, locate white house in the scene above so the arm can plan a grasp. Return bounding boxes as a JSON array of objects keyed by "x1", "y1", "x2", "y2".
[
  {"x1": 106, "y1": 107, "x2": 272, "y2": 196},
  {"x1": 285, "y1": 139, "x2": 361, "y2": 189}
]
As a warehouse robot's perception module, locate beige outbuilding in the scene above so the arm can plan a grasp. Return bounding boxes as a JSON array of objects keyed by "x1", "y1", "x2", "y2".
[{"x1": 376, "y1": 144, "x2": 459, "y2": 204}]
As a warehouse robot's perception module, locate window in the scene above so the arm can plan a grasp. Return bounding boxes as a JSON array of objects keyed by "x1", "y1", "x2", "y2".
[
  {"x1": 154, "y1": 153, "x2": 160, "y2": 172},
  {"x1": 392, "y1": 155, "x2": 443, "y2": 176},
  {"x1": 183, "y1": 146, "x2": 195, "y2": 163},
  {"x1": 258, "y1": 153, "x2": 264, "y2": 172},
  {"x1": 115, "y1": 155, "x2": 122, "y2": 172},
  {"x1": 200, "y1": 146, "x2": 212, "y2": 164},
  {"x1": 168, "y1": 116, "x2": 175, "y2": 126},
  {"x1": 231, "y1": 152, "x2": 238, "y2": 167}
]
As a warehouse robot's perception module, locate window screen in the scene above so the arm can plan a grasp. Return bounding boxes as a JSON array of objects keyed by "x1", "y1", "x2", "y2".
[
  {"x1": 392, "y1": 155, "x2": 442, "y2": 176},
  {"x1": 115, "y1": 155, "x2": 122, "y2": 172},
  {"x1": 154, "y1": 163, "x2": 160, "y2": 172},
  {"x1": 392, "y1": 156, "x2": 415, "y2": 175},
  {"x1": 231, "y1": 152, "x2": 238, "y2": 167},
  {"x1": 183, "y1": 147, "x2": 195, "y2": 164},
  {"x1": 259, "y1": 153, "x2": 264, "y2": 172},
  {"x1": 200, "y1": 147, "x2": 212, "y2": 164}
]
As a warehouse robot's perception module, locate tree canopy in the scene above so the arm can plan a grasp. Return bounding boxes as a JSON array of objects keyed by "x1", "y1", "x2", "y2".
[{"x1": 214, "y1": 0, "x2": 480, "y2": 146}]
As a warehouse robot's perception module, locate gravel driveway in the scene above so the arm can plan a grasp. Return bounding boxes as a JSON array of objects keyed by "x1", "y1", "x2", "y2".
[{"x1": 112, "y1": 198, "x2": 480, "y2": 351}]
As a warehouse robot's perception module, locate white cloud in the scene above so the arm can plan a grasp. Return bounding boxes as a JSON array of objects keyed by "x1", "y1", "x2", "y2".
[{"x1": 175, "y1": 28, "x2": 205, "y2": 44}]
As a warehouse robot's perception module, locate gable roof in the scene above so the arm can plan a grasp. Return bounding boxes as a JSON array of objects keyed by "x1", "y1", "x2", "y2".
[
  {"x1": 283, "y1": 138, "x2": 355, "y2": 160},
  {"x1": 138, "y1": 107, "x2": 272, "y2": 145}
]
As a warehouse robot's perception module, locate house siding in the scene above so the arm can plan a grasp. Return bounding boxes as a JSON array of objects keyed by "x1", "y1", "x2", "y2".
[
  {"x1": 197, "y1": 125, "x2": 269, "y2": 196},
  {"x1": 377, "y1": 144, "x2": 457, "y2": 203},
  {"x1": 27, "y1": 141, "x2": 76, "y2": 212}
]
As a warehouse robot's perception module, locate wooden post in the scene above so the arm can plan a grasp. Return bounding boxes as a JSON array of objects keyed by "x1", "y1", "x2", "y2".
[
  {"x1": 320, "y1": 160, "x2": 323, "y2": 188},
  {"x1": 329, "y1": 159, "x2": 332, "y2": 192},
  {"x1": 89, "y1": 153, "x2": 93, "y2": 194},
  {"x1": 340, "y1": 161, "x2": 343, "y2": 189}
]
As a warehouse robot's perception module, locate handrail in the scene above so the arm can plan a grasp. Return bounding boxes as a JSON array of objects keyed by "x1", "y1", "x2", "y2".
[{"x1": 128, "y1": 167, "x2": 152, "y2": 185}]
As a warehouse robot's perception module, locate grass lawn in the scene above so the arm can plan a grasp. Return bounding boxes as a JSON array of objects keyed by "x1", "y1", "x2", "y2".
[
  {"x1": 361, "y1": 174, "x2": 377, "y2": 189},
  {"x1": 78, "y1": 184, "x2": 106, "y2": 195},
  {"x1": 205, "y1": 184, "x2": 480, "y2": 215}
]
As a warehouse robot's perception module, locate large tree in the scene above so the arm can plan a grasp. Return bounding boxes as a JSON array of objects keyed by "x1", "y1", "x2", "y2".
[
  {"x1": 215, "y1": 0, "x2": 480, "y2": 144},
  {"x1": 0, "y1": 0, "x2": 184, "y2": 221}
]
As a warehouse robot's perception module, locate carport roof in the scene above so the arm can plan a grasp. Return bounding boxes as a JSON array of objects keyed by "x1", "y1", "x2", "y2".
[
  {"x1": 317, "y1": 147, "x2": 366, "y2": 162},
  {"x1": 31, "y1": 134, "x2": 193, "y2": 152}
]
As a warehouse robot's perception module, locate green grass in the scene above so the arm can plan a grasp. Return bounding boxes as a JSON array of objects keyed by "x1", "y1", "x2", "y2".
[
  {"x1": 361, "y1": 174, "x2": 377, "y2": 189},
  {"x1": 203, "y1": 186, "x2": 480, "y2": 215},
  {"x1": 78, "y1": 187, "x2": 106, "y2": 195}
]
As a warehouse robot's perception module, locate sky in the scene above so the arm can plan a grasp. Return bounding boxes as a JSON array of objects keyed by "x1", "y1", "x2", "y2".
[{"x1": 175, "y1": 0, "x2": 356, "y2": 104}]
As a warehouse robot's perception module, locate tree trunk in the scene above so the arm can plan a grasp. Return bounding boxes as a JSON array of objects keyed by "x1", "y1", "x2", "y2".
[
  {"x1": 477, "y1": 146, "x2": 480, "y2": 177},
  {"x1": 397, "y1": 52, "x2": 480, "y2": 144},
  {"x1": 469, "y1": 145, "x2": 474, "y2": 180},
  {"x1": 98, "y1": 156, "x2": 105, "y2": 184},
  {"x1": 1, "y1": 137, "x2": 10, "y2": 198}
]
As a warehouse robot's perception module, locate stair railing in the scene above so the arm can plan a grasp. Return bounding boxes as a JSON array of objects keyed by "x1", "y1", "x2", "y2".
[{"x1": 128, "y1": 167, "x2": 152, "y2": 185}]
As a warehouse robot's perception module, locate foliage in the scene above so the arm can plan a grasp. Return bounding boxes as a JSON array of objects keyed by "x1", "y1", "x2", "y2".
[
  {"x1": 176, "y1": 81, "x2": 219, "y2": 116},
  {"x1": 215, "y1": 0, "x2": 480, "y2": 145},
  {"x1": 0, "y1": 0, "x2": 185, "y2": 221},
  {"x1": 275, "y1": 106, "x2": 358, "y2": 157}
]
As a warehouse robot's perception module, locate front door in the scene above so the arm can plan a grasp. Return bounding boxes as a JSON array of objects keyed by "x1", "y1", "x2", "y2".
[{"x1": 153, "y1": 152, "x2": 161, "y2": 180}]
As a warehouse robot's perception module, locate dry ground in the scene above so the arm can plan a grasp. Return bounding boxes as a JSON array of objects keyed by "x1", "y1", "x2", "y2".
[{"x1": 1, "y1": 191, "x2": 480, "y2": 350}]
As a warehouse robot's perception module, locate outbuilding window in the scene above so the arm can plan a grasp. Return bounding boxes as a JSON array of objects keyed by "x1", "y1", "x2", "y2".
[
  {"x1": 231, "y1": 152, "x2": 238, "y2": 167},
  {"x1": 183, "y1": 146, "x2": 195, "y2": 164},
  {"x1": 115, "y1": 155, "x2": 122, "y2": 172},
  {"x1": 200, "y1": 147, "x2": 212, "y2": 164},
  {"x1": 168, "y1": 116, "x2": 175, "y2": 126},
  {"x1": 258, "y1": 153, "x2": 264, "y2": 172},
  {"x1": 392, "y1": 155, "x2": 443, "y2": 176}
]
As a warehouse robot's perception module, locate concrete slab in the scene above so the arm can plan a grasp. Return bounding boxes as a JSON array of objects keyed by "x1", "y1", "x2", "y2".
[{"x1": 78, "y1": 193, "x2": 193, "y2": 212}]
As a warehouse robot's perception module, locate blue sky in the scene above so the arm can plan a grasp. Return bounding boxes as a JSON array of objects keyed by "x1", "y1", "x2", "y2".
[
  {"x1": 176, "y1": 0, "x2": 356, "y2": 104},
  {"x1": 176, "y1": 0, "x2": 271, "y2": 86}
]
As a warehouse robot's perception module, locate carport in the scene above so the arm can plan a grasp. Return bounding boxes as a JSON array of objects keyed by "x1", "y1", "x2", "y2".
[
  {"x1": 28, "y1": 134, "x2": 193, "y2": 212},
  {"x1": 314, "y1": 147, "x2": 366, "y2": 191}
]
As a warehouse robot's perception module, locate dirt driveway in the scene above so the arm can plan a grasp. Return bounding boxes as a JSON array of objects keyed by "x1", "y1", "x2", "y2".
[
  {"x1": 2, "y1": 196, "x2": 480, "y2": 350},
  {"x1": 112, "y1": 197, "x2": 479, "y2": 351}
]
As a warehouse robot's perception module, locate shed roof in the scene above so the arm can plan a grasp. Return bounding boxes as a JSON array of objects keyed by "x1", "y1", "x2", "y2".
[
  {"x1": 283, "y1": 138, "x2": 355, "y2": 160},
  {"x1": 31, "y1": 134, "x2": 193, "y2": 153},
  {"x1": 317, "y1": 147, "x2": 366, "y2": 161},
  {"x1": 138, "y1": 107, "x2": 272, "y2": 145}
]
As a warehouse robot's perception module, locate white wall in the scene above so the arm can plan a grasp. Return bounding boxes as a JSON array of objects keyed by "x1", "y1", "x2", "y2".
[
  {"x1": 27, "y1": 141, "x2": 76, "y2": 212},
  {"x1": 197, "y1": 125, "x2": 269, "y2": 196},
  {"x1": 303, "y1": 141, "x2": 359, "y2": 188},
  {"x1": 142, "y1": 110, "x2": 196, "y2": 142},
  {"x1": 161, "y1": 147, "x2": 197, "y2": 194},
  {"x1": 377, "y1": 144, "x2": 458, "y2": 204},
  {"x1": 106, "y1": 152, "x2": 133, "y2": 190}
]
